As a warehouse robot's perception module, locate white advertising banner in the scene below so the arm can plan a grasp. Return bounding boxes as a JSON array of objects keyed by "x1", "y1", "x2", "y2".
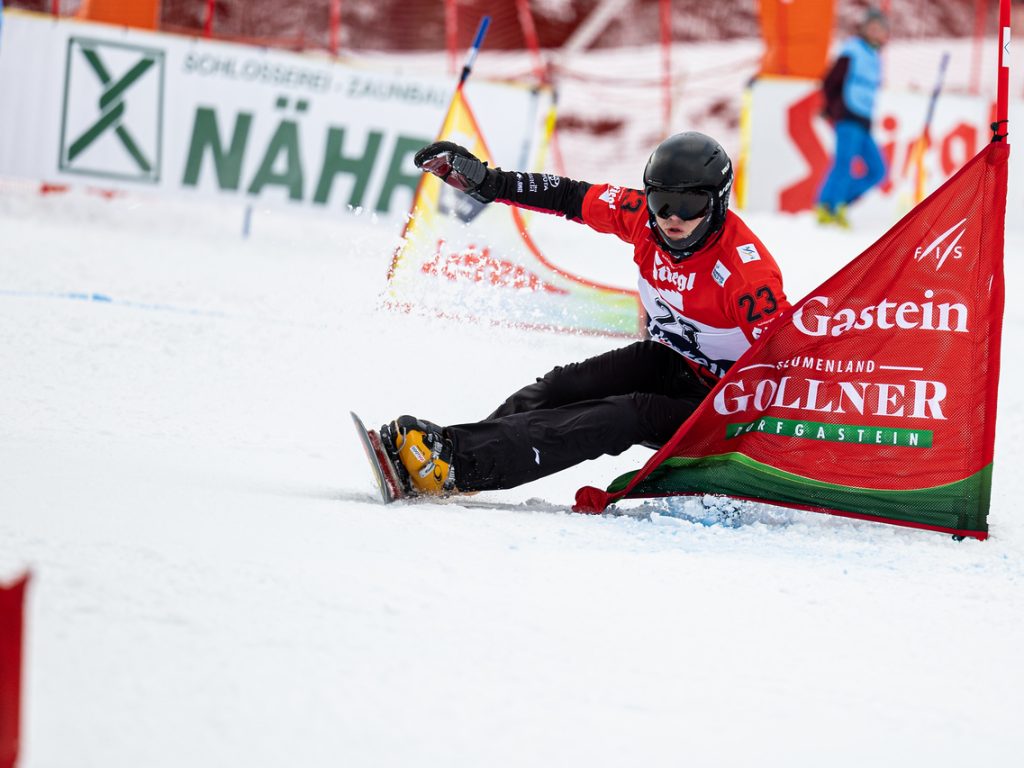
[
  {"x1": 741, "y1": 76, "x2": 1023, "y2": 229},
  {"x1": 0, "y1": 11, "x2": 550, "y2": 218}
]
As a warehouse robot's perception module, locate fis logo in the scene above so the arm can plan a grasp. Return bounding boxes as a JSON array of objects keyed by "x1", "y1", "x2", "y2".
[
  {"x1": 914, "y1": 218, "x2": 967, "y2": 271},
  {"x1": 59, "y1": 37, "x2": 165, "y2": 183},
  {"x1": 599, "y1": 185, "x2": 622, "y2": 210},
  {"x1": 736, "y1": 243, "x2": 761, "y2": 263}
]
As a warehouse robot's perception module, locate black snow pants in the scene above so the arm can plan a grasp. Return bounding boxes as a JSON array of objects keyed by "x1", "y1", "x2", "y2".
[{"x1": 446, "y1": 341, "x2": 713, "y2": 492}]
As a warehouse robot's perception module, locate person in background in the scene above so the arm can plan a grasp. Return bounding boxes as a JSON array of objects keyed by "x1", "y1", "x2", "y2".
[{"x1": 815, "y1": 7, "x2": 890, "y2": 227}]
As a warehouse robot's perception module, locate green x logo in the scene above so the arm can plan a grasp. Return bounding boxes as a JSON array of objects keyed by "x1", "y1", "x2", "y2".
[
  {"x1": 68, "y1": 47, "x2": 154, "y2": 170},
  {"x1": 59, "y1": 38, "x2": 164, "y2": 183}
]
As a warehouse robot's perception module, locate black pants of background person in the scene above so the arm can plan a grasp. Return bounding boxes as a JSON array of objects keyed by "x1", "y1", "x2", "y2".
[{"x1": 446, "y1": 341, "x2": 712, "y2": 492}]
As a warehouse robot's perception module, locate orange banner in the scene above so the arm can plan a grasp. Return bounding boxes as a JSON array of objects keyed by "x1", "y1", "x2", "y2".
[
  {"x1": 78, "y1": 0, "x2": 160, "y2": 30},
  {"x1": 759, "y1": 0, "x2": 835, "y2": 78}
]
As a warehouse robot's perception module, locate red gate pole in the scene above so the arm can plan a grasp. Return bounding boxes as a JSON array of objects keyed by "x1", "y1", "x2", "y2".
[
  {"x1": 515, "y1": 0, "x2": 546, "y2": 82},
  {"x1": 659, "y1": 0, "x2": 672, "y2": 138},
  {"x1": 970, "y1": 0, "x2": 988, "y2": 96},
  {"x1": 996, "y1": 0, "x2": 1010, "y2": 139},
  {"x1": 329, "y1": 0, "x2": 342, "y2": 56},
  {"x1": 203, "y1": 0, "x2": 215, "y2": 39},
  {"x1": 445, "y1": 0, "x2": 458, "y2": 76},
  {"x1": 0, "y1": 573, "x2": 30, "y2": 768}
]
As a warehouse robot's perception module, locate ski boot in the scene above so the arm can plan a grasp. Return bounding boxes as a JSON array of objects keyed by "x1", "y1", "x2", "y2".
[{"x1": 379, "y1": 415, "x2": 457, "y2": 497}]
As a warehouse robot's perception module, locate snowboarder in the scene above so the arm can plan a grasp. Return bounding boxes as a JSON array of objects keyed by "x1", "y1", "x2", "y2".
[
  {"x1": 815, "y1": 6, "x2": 890, "y2": 227},
  {"x1": 381, "y1": 131, "x2": 790, "y2": 498}
]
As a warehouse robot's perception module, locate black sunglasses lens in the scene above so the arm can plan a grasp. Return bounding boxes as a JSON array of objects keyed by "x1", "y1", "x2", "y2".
[{"x1": 647, "y1": 190, "x2": 710, "y2": 220}]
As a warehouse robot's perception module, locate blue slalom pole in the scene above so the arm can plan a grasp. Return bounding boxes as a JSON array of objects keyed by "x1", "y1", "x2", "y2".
[
  {"x1": 386, "y1": 15, "x2": 491, "y2": 281},
  {"x1": 459, "y1": 16, "x2": 491, "y2": 86},
  {"x1": 921, "y1": 52, "x2": 951, "y2": 137},
  {"x1": 242, "y1": 204, "x2": 253, "y2": 239}
]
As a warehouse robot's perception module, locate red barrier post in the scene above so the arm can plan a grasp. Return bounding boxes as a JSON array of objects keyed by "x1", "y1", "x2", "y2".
[
  {"x1": 203, "y1": 0, "x2": 215, "y2": 39},
  {"x1": 329, "y1": 0, "x2": 341, "y2": 56}
]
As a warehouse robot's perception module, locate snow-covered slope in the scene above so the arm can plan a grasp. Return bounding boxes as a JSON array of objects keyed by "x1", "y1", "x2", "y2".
[{"x1": 1, "y1": 181, "x2": 1023, "y2": 767}]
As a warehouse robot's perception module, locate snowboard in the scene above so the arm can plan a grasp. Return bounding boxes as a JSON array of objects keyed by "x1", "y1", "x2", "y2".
[{"x1": 351, "y1": 411, "x2": 405, "y2": 504}]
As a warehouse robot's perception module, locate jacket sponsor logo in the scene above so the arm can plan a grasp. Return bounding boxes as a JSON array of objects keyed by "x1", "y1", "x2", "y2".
[
  {"x1": 651, "y1": 254, "x2": 695, "y2": 292},
  {"x1": 793, "y1": 291, "x2": 968, "y2": 337},
  {"x1": 712, "y1": 260, "x2": 731, "y2": 286},
  {"x1": 59, "y1": 37, "x2": 166, "y2": 183},
  {"x1": 737, "y1": 243, "x2": 761, "y2": 263},
  {"x1": 599, "y1": 185, "x2": 621, "y2": 209},
  {"x1": 914, "y1": 218, "x2": 967, "y2": 271},
  {"x1": 652, "y1": 267, "x2": 695, "y2": 292}
]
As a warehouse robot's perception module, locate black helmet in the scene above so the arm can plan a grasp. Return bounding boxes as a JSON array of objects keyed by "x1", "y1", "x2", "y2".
[{"x1": 643, "y1": 132, "x2": 733, "y2": 260}]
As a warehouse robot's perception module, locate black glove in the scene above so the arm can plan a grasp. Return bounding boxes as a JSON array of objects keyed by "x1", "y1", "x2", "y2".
[{"x1": 414, "y1": 141, "x2": 500, "y2": 204}]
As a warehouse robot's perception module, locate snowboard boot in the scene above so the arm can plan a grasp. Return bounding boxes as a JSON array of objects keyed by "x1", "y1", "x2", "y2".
[{"x1": 380, "y1": 415, "x2": 457, "y2": 496}]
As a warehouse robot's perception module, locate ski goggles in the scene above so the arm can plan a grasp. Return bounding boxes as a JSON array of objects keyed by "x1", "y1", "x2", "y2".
[{"x1": 645, "y1": 188, "x2": 712, "y2": 221}]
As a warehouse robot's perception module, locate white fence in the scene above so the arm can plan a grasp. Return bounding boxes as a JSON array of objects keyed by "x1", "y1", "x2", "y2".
[{"x1": 0, "y1": 11, "x2": 550, "y2": 219}]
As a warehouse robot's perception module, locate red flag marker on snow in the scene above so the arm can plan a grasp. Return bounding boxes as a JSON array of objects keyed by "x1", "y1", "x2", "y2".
[
  {"x1": 1, "y1": 573, "x2": 29, "y2": 768},
  {"x1": 576, "y1": 0, "x2": 1012, "y2": 539},
  {"x1": 577, "y1": 139, "x2": 1008, "y2": 539}
]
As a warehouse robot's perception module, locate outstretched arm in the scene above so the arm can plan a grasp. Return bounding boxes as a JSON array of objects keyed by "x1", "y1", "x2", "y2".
[{"x1": 415, "y1": 142, "x2": 591, "y2": 221}]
